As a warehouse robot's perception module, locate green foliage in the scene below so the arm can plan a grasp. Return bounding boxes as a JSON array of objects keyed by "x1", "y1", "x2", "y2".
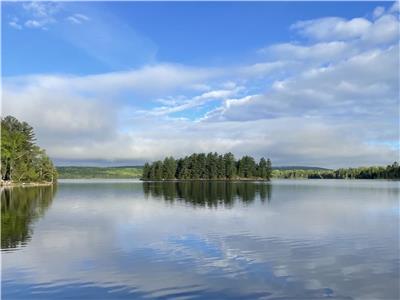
[
  {"x1": 163, "y1": 157, "x2": 177, "y2": 179},
  {"x1": 272, "y1": 162, "x2": 400, "y2": 180},
  {"x1": 57, "y1": 166, "x2": 142, "y2": 179},
  {"x1": 237, "y1": 156, "x2": 257, "y2": 178},
  {"x1": 143, "y1": 152, "x2": 272, "y2": 181},
  {"x1": 224, "y1": 152, "x2": 237, "y2": 179},
  {"x1": 1, "y1": 116, "x2": 57, "y2": 183}
]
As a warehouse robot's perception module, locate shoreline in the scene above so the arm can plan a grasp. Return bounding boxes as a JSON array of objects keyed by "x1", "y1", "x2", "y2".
[
  {"x1": 0, "y1": 181, "x2": 56, "y2": 188},
  {"x1": 141, "y1": 178, "x2": 270, "y2": 182}
]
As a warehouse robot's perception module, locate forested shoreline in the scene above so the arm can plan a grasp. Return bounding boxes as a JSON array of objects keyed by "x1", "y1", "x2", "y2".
[
  {"x1": 272, "y1": 163, "x2": 400, "y2": 180},
  {"x1": 142, "y1": 153, "x2": 399, "y2": 181},
  {"x1": 142, "y1": 153, "x2": 272, "y2": 181},
  {"x1": 1, "y1": 116, "x2": 57, "y2": 186}
]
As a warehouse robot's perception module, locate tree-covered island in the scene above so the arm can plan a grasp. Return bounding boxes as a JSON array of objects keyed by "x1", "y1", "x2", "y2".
[
  {"x1": 1, "y1": 116, "x2": 57, "y2": 186},
  {"x1": 142, "y1": 153, "x2": 272, "y2": 181}
]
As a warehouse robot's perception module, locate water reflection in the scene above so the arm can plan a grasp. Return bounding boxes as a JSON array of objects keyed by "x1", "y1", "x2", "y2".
[
  {"x1": 143, "y1": 181, "x2": 272, "y2": 207},
  {"x1": 1, "y1": 185, "x2": 57, "y2": 250},
  {"x1": 1, "y1": 180, "x2": 399, "y2": 299}
]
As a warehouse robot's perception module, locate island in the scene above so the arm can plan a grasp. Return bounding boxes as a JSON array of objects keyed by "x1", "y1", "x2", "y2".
[
  {"x1": 142, "y1": 153, "x2": 273, "y2": 181},
  {"x1": 142, "y1": 155, "x2": 400, "y2": 181},
  {"x1": 1, "y1": 116, "x2": 57, "y2": 187}
]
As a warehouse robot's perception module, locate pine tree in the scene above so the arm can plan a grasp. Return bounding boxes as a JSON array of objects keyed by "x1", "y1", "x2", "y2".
[
  {"x1": 217, "y1": 155, "x2": 225, "y2": 179},
  {"x1": 142, "y1": 163, "x2": 151, "y2": 180},
  {"x1": 206, "y1": 152, "x2": 218, "y2": 179},
  {"x1": 154, "y1": 161, "x2": 163, "y2": 180},
  {"x1": 224, "y1": 152, "x2": 236, "y2": 179},
  {"x1": 266, "y1": 158, "x2": 272, "y2": 180},
  {"x1": 258, "y1": 157, "x2": 268, "y2": 179},
  {"x1": 163, "y1": 156, "x2": 176, "y2": 179},
  {"x1": 1, "y1": 116, "x2": 57, "y2": 183}
]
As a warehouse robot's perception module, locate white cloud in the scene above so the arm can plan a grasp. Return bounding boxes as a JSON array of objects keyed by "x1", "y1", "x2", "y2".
[
  {"x1": 263, "y1": 41, "x2": 353, "y2": 62},
  {"x1": 373, "y1": 6, "x2": 385, "y2": 19},
  {"x1": 389, "y1": 1, "x2": 399, "y2": 13},
  {"x1": 148, "y1": 88, "x2": 242, "y2": 116},
  {"x1": 291, "y1": 9, "x2": 399, "y2": 46},
  {"x1": 292, "y1": 17, "x2": 372, "y2": 41},
  {"x1": 362, "y1": 14, "x2": 399, "y2": 45},
  {"x1": 22, "y1": 2, "x2": 59, "y2": 18},
  {"x1": 9, "y1": 20, "x2": 22, "y2": 30},
  {"x1": 20, "y1": 2, "x2": 59, "y2": 29},
  {"x1": 25, "y1": 19, "x2": 43, "y2": 28},
  {"x1": 67, "y1": 13, "x2": 90, "y2": 24},
  {"x1": 9, "y1": 2, "x2": 91, "y2": 30},
  {"x1": 2, "y1": 4, "x2": 399, "y2": 168}
]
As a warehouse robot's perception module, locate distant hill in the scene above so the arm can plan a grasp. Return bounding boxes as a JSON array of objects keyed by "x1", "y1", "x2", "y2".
[
  {"x1": 273, "y1": 166, "x2": 332, "y2": 171},
  {"x1": 57, "y1": 166, "x2": 142, "y2": 179},
  {"x1": 57, "y1": 165, "x2": 331, "y2": 179}
]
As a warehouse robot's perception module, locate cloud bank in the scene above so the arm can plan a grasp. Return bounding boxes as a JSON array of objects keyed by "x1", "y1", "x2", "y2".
[{"x1": 3, "y1": 3, "x2": 399, "y2": 167}]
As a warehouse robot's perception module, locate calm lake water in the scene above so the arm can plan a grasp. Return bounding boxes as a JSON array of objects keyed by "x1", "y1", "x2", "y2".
[{"x1": 1, "y1": 179, "x2": 399, "y2": 299}]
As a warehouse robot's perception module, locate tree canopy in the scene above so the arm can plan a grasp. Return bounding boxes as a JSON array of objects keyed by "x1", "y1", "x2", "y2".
[
  {"x1": 272, "y1": 163, "x2": 400, "y2": 180},
  {"x1": 142, "y1": 152, "x2": 272, "y2": 181},
  {"x1": 1, "y1": 116, "x2": 57, "y2": 184}
]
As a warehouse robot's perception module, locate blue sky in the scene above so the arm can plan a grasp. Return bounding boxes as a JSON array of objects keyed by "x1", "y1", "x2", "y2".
[
  {"x1": 2, "y1": 2, "x2": 389, "y2": 75},
  {"x1": 2, "y1": 1, "x2": 399, "y2": 167}
]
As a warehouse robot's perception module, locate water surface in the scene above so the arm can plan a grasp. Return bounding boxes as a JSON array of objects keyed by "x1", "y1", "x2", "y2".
[{"x1": 2, "y1": 179, "x2": 399, "y2": 299}]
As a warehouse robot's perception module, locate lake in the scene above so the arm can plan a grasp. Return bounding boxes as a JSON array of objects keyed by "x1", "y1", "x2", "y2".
[{"x1": 1, "y1": 179, "x2": 399, "y2": 299}]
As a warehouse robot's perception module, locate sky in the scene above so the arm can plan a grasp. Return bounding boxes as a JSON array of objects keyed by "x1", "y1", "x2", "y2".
[{"x1": 2, "y1": 1, "x2": 399, "y2": 167}]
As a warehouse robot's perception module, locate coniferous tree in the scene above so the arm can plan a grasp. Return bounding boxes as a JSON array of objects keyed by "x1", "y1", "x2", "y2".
[
  {"x1": 217, "y1": 155, "x2": 225, "y2": 179},
  {"x1": 153, "y1": 161, "x2": 163, "y2": 180},
  {"x1": 266, "y1": 158, "x2": 272, "y2": 179},
  {"x1": 163, "y1": 156, "x2": 176, "y2": 180},
  {"x1": 238, "y1": 156, "x2": 256, "y2": 178},
  {"x1": 224, "y1": 152, "x2": 236, "y2": 179},
  {"x1": 142, "y1": 163, "x2": 151, "y2": 180},
  {"x1": 206, "y1": 152, "x2": 218, "y2": 179},
  {"x1": 258, "y1": 158, "x2": 268, "y2": 179},
  {"x1": 142, "y1": 152, "x2": 275, "y2": 181},
  {"x1": 1, "y1": 116, "x2": 57, "y2": 183},
  {"x1": 197, "y1": 153, "x2": 207, "y2": 179}
]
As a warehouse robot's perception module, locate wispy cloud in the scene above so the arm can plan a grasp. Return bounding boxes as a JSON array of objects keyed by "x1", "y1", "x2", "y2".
[
  {"x1": 7, "y1": 2, "x2": 88, "y2": 30},
  {"x1": 66, "y1": 13, "x2": 90, "y2": 24},
  {"x1": 8, "y1": 17, "x2": 22, "y2": 30},
  {"x1": 21, "y1": 2, "x2": 60, "y2": 30}
]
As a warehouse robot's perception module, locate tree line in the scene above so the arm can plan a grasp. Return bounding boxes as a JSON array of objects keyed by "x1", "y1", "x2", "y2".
[
  {"x1": 1, "y1": 116, "x2": 57, "y2": 184},
  {"x1": 272, "y1": 162, "x2": 400, "y2": 180},
  {"x1": 142, "y1": 153, "x2": 272, "y2": 181}
]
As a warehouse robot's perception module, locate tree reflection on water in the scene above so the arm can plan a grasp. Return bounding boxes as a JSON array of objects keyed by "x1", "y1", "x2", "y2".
[
  {"x1": 143, "y1": 181, "x2": 271, "y2": 207},
  {"x1": 1, "y1": 185, "x2": 57, "y2": 250}
]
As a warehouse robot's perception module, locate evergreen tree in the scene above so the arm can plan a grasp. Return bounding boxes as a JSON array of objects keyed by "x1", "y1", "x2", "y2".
[
  {"x1": 142, "y1": 152, "x2": 275, "y2": 181},
  {"x1": 153, "y1": 161, "x2": 163, "y2": 180},
  {"x1": 258, "y1": 158, "x2": 268, "y2": 179},
  {"x1": 238, "y1": 156, "x2": 256, "y2": 178},
  {"x1": 206, "y1": 152, "x2": 218, "y2": 179},
  {"x1": 142, "y1": 163, "x2": 151, "y2": 180},
  {"x1": 217, "y1": 155, "x2": 225, "y2": 179},
  {"x1": 163, "y1": 156, "x2": 176, "y2": 180},
  {"x1": 266, "y1": 158, "x2": 272, "y2": 180},
  {"x1": 1, "y1": 116, "x2": 57, "y2": 183},
  {"x1": 224, "y1": 152, "x2": 236, "y2": 179}
]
